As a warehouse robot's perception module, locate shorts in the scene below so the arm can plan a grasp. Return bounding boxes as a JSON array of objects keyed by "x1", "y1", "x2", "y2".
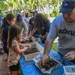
[{"x1": 9, "y1": 62, "x2": 19, "y2": 72}]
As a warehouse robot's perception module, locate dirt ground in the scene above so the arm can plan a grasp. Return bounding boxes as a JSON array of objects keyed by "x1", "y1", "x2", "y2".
[{"x1": 0, "y1": 53, "x2": 10, "y2": 75}]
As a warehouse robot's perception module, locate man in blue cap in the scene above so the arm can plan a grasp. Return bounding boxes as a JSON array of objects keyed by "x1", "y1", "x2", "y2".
[{"x1": 41, "y1": 0, "x2": 75, "y2": 65}]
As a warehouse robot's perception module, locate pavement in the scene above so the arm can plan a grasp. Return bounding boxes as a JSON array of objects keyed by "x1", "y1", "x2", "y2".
[{"x1": 0, "y1": 52, "x2": 10, "y2": 75}]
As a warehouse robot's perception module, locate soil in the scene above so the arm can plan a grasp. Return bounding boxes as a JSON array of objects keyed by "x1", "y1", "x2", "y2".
[
  {"x1": 40, "y1": 59, "x2": 58, "y2": 70},
  {"x1": 24, "y1": 48, "x2": 39, "y2": 55},
  {"x1": 21, "y1": 39, "x2": 33, "y2": 43}
]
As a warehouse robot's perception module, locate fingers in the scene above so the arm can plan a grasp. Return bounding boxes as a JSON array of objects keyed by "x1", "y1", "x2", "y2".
[
  {"x1": 26, "y1": 44, "x2": 31, "y2": 48},
  {"x1": 41, "y1": 55, "x2": 49, "y2": 66},
  {"x1": 63, "y1": 52, "x2": 74, "y2": 60},
  {"x1": 63, "y1": 55, "x2": 72, "y2": 60},
  {"x1": 42, "y1": 58, "x2": 48, "y2": 66}
]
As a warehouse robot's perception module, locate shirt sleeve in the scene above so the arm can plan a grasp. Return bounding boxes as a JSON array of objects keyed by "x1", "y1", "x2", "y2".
[
  {"x1": 47, "y1": 20, "x2": 58, "y2": 42},
  {"x1": 22, "y1": 21, "x2": 28, "y2": 35},
  {"x1": 29, "y1": 18, "x2": 31, "y2": 24},
  {"x1": 12, "y1": 40, "x2": 18, "y2": 47}
]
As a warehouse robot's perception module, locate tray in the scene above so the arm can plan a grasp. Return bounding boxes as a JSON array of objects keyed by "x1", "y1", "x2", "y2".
[
  {"x1": 63, "y1": 65, "x2": 75, "y2": 75},
  {"x1": 35, "y1": 57, "x2": 60, "y2": 74},
  {"x1": 24, "y1": 42, "x2": 44, "y2": 61}
]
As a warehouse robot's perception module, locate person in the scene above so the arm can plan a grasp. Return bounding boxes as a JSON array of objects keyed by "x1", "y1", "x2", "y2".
[
  {"x1": 25, "y1": 12, "x2": 31, "y2": 27},
  {"x1": 16, "y1": 14, "x2": 28, "y2": 37},
  {"x1": 0, "y1": 12, "x2": 3, "y2": 27},
  {"x1": 1, "y1": 14, "x2": 16, "y2": 58},
  {"x1": 0, "y1": 12, "x2": 3, "y2": 39},
  {"x1": 7, "y1": 25, "x2": 31, "y2": 75},
  {"x1": 21, "y1": 10, "x2": 26, "y2": 21},
  {"x1": 34, "y1": 13, "x2": 51, "y2": 43},
  {"x1": 41, "y1": 0, "x2": 75, "y2": 66},
  {"x1": 29, "y1": 10, "x2": 38, "y2": 34}
]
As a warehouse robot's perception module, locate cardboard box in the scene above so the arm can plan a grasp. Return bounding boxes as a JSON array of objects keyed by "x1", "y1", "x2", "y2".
[{"x1": 24, "y1": 42, "x2": 44, "y2": 61}]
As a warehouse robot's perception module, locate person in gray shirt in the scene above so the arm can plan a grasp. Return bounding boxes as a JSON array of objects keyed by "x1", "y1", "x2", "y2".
[
  {"x1": 16, "y1": 14, "x2": 28, "y2": 37},
  {"x1": 41, "y1": 0, "x2": 75, "y2": 65}
]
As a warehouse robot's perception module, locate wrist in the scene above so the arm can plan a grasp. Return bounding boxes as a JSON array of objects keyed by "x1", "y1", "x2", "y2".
[
  {"x1": 43, "y1": 52, "x2": 49, "y2": 56},
  {"x1": 43, "y1": 54, "x2": 50, "y2": 59}
]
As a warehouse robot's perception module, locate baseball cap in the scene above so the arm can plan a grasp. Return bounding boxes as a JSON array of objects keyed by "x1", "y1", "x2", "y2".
[
  {"x1": 60, "y1": 0, "x2": 75, "y2": 14},
  {"x1": 30, "y1": 10, "x2": 38, "y2": 13}
]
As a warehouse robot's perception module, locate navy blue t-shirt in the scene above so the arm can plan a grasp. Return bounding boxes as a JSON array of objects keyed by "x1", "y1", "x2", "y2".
[
  {"x1": 33, "y1": 22, "x2": 50, "y2": 38},
  {"x1": 29, "y1": 17, "x2": 34, "y2": 31},
  {"x1": 41, "y1": 22, "x2": 50, "y2": 36},
  {"x1": 2, "y1": 25, "x2": 10, "y2": 54}
]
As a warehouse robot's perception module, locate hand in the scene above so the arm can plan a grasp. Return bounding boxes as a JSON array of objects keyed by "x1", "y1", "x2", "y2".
[
  {"x1": 63, "y1": 51, "x2": 75, "y2": 60},
  {"x1": 35, "y1": 38, "x2": 40, "y2": 41},
  {"x1": 40, "y1": 54, "x2": 49, "y2": 66},
  {"x1": 25, "y1": 44, "x2": 31, "y2": 49},
  {"x1": 23, "y1": 47, "x2": 29, "y2": 51}
]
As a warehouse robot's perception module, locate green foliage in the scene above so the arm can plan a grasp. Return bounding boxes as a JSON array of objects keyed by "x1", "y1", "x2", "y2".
[
  {"x1": 42, "y1": 12, "x2": 48, "y2": 17},
  {"x1": 0, "y1": 0, "x2": 62, "y2": 16},
  {"x1": 52, "y1": 42, "x2": 58, "y2": 52},
  {"x1": 50, "y1": 8, "x2": 59, "y2": 17}
]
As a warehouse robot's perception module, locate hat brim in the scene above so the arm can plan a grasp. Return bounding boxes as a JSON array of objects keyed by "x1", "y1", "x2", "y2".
[{"x1": 60, "y1": 8, "x2": 73, "y2": 14}]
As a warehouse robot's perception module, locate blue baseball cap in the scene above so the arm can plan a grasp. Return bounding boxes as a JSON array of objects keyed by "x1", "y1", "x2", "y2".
[
  {"x1": 30, "y1": 10, "x2": 38, "y2": 13},
  {"x1": 60, "y1": 0, "x2": 75, "y2": 14}
]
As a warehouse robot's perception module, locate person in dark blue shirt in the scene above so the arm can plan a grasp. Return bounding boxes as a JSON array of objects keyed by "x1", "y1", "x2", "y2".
[
  {"x1": 29, "y1": 10, "x2": 38, "y2": 34},
  {"x1": 1, "y1": 14, "x2": 16, "y2": 57},
  {"x1": 0, "y1": 14, "x2": 3, "y2": 27},
  {"x1": 34, "y1": 13, "x2": 51, "y2": 43}
]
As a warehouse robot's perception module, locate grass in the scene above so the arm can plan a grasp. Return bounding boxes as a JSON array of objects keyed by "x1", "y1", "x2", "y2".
[{"x1": 52, "y1": 42, "x2": 58, "y2": 52}]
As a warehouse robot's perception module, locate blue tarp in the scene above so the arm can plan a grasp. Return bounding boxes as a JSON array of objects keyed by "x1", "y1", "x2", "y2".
[{"x1": 19, "y1": 41, "x2": 74, "y2": 75}]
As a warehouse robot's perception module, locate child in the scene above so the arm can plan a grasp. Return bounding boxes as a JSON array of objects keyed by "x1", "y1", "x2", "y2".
[
  {"x1": 1, "y1": 14, "x2": 16, "y2": 58},
  {"x1": 7, "y1": 25, "x2": 31, "y2": 75}
]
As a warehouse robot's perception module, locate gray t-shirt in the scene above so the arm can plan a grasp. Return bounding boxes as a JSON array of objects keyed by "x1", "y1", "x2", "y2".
[
  {"x1": 47, "y1": 15, "x2": 75, "y2": 55},
  {"x1": 16, "y1": 21, "x2": 28, "y2": 37}
]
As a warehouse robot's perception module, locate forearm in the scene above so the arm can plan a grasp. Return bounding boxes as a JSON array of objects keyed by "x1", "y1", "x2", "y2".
[
  {"x1": 19, "y1": 43, "x2": 23, "y2": 47},
  {"x1": 44, "y1": 39, "x2": 53, "y2": 55},
  {"x1": 19, "y1": 47, "x2": 28, "y2": 54}
]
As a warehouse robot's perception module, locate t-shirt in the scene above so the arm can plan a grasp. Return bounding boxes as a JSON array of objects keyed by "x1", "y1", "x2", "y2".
[
  {"x1": 40, "y1": 22, "x2": 50, "y2": 36},
  {"x1": 16, "y1": 21, "x2": 28, "y2": 37},
  {"x1": 33, "y1": 22, "x2": 50, "y2": 37},
  {"x1": 25, "y1": 17, "x2": 30, "y2": 27},
  {"x1": 29, "y1": 17, "x2": 34, "y2": 31},
  {"x1": 47, "y1": 15, "x2": 75, "y2": 55},
  {"x1": 8, "y1": 39, "x2": 20, "y2": 67},
  {"x1": 0, "y1": 14, "x2": 3, "y2": 27},
  {"x1": 29, "y1": 17, "x2": 34, "y2": 25},
  {"x1": 2, "y1": 25, "x2": 10, "y2": 54}
]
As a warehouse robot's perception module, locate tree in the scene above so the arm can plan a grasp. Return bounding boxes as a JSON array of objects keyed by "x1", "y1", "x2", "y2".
[{"x1": 0, "y1": 0, "x2": 63, "y2": 17}]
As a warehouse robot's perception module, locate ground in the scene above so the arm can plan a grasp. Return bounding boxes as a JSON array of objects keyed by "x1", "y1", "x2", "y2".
[{"x1": 0, "y1": 53, "x2": 10, "y2": 75}]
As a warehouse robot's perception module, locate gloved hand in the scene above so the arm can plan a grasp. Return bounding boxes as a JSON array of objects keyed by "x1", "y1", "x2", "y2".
[
  {"x1": 40, "y1": 54, "x2": 49, "y2": 66},
  {"x1": 63, "y1": 51, "x2": 75, "y2": 60}
]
